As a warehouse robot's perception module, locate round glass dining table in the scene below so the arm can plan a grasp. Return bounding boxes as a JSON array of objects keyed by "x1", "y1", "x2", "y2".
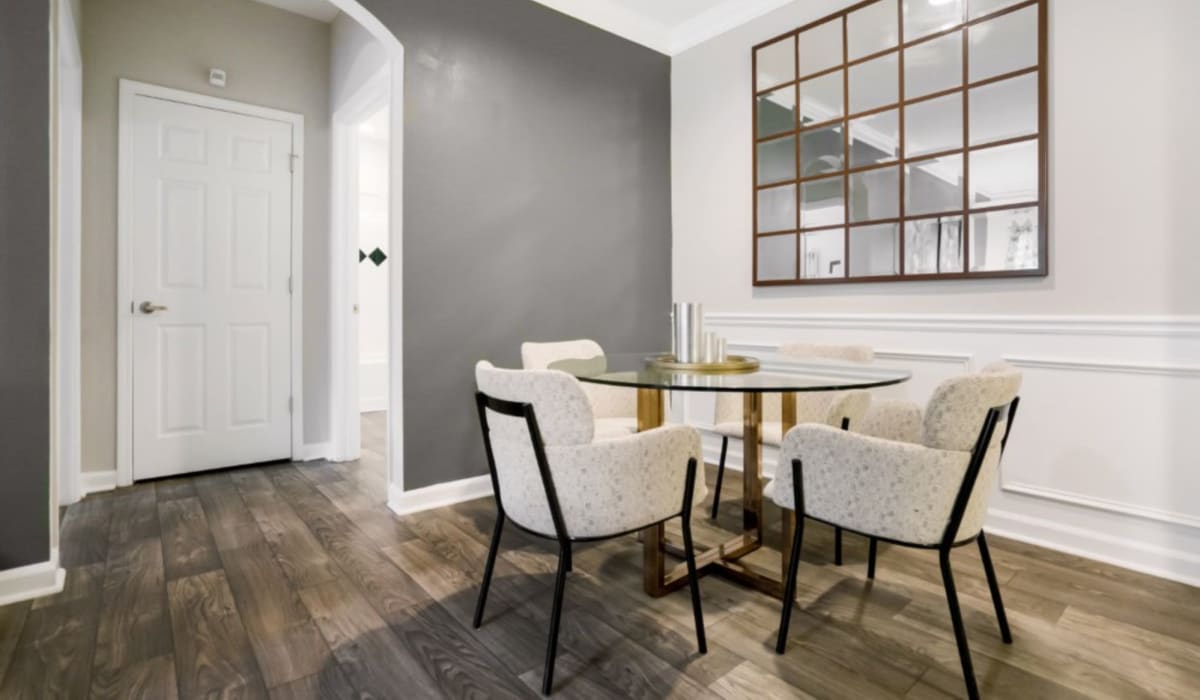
[{"x1": 549, "y1": 351, "x2": 911, "y2": 600}]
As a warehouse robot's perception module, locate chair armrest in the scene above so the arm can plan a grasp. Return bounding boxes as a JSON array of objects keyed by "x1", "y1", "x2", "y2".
[
  {"x1": 545, "y1": 425, "x2": 703, "y2": 538},
  {"x1": 773, "y1": 424, "x2": 969, "y2": 546},
  {"x1": 858, "y1": 398, "x2": 923, "y2": 444}
]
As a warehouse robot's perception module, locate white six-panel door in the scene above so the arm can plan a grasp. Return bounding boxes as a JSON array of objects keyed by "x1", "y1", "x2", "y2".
[{"x1": 129, "y1": 94, "x2": 294, "y2": 480}]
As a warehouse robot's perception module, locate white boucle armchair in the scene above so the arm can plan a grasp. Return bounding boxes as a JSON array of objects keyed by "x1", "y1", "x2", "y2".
[
  {"x1": 473, "y1": 361, "x2": 706, "y2": 695},
  {"x1": 771, "y1": 361, "x2": 1022, "y2": 700},
  {"x1": 521, "y1": 339, "x2": 638, "y2": 441}
]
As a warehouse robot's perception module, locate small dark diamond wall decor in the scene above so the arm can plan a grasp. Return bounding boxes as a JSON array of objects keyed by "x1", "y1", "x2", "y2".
[{"x1": 358, "y1": 248, "x2": 388, "y2": 266}]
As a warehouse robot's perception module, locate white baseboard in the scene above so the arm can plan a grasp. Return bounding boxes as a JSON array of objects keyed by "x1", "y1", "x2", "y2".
[
  {"x1": 359, "y1": 397, "x2": 387, "y2": 413},
  {"x1": 80, "y1": 470, "x2": 117, "y2": 496},
  {"x1": 0, "y1": 552, "x2": 65, "y2": 607},
  {"x1": 301, "y1": 442, "x2": 333, "y2": 462},
  {"x1": 387, "y1": 475, "x2": 494, "y2": 516}
]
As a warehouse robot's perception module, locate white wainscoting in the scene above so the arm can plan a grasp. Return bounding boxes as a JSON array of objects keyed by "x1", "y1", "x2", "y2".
[{"x1": 689, "y1": 312, "x2": 1200, "y2": 586}]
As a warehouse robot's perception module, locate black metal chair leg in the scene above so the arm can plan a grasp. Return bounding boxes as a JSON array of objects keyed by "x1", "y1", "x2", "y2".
[
  {"x1": 710, "y1": 437, "x2": 728, "y2": 519},
  {"x1": 680, "y1": 457, "x2": 707, "y2": 654},
  {"x1": 867, "y1": 537, "x2": 878, "y2": 579},
  {"x1": 834, "y1": 526, "x2": 843, "y2": 566},
  {"x1": 940, "y1": 548, "x2": 980, "y2": 700},
  {"x1": 473, "y1": 513, "x2": 505, "y2": 628},
  {"x1": 542, "y1": 544, "x2": 570, "y2": 696},
  {"x1": 977, "y1": 532, "x2": 1012, "y2": 643},
  {"x1": 776, "y1": 459, "x2": 805, "y2": 654}
]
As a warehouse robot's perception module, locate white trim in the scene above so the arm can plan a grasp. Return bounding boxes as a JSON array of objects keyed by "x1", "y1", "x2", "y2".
[
  {"x1": 1000, "y1": 481, "x2": 1200, "y2": 531},
  {"x1": 116, "y1": 80, "x2": 305, "y2": 486},
  {"x1": 80, "y1": 470, "x2": 117, "y2": 496},
  {"x1": 1004, "y1": 355, "x2": 1200, "y2": 378},
  {"x1": 526, "y1": 0, "x2": 796, "y2": 56},
  {"x1": 987, "y1": 508, "x2": 1200, "y2": 588},
  {"x1": 0, "y1": 555, "x2": 65, "y2": 607},
  {"x1": 704, "y1": 312, "x2": 1200, "y2": 338},
  {"x1": 330, "y1": 66, "x2": 391, "y2": 464},
  {"x1": 359, "y1": 396, "x2": 388, "y2": 413},
  {"x1": 301, "y1": 442, "x2": 334, "y2": 462},
  {"x1": 387, "y1": 475, "x2": 494, "y2": 516}
]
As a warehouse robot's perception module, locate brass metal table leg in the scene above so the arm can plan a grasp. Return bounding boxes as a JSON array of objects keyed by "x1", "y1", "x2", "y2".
[
  {"x1": 780, "y1": 392, "x2": 797, "y2": 578},
  {"x1": 742, "y1": 393, "x2": 763, "y2": 540},
  {"x1": 638, "y1": 388, "x2": 667, "y2": 596}
]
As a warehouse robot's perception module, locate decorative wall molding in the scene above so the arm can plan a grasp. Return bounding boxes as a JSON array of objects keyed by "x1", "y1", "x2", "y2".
[
  {"x1": 80, "y1": 470, "x2": 117, "y2": 497},
  {"x1": 706, "y1": 312, "x2": 1200, "y2": 338},
  {"x1": 1004, "y1": 356, "x2": 1200, "y2": 378},
  {"x1": 0, "y1": 553, "x2": 65, "y2": 607},
  {"x1": 387, "y1": 475, "x2": 493, "y2": 517},
  {"x1": 1000, "y1": 481, "x2": 1200, "y2": 531}
]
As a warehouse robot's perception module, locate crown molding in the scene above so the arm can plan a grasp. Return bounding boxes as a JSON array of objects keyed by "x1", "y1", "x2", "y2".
[{"x1": 529, "y1": 0, "x2": 796, "y2": 56}]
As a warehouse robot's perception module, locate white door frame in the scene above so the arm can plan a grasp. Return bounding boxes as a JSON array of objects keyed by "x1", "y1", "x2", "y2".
[
  {"x1": 330, "y1": 66, "x2": 390, "y2": 463},
  {"x1": 115, "y1": 79, "x2": 305, "y2": 487},
  {"x1": 54, "y1": 0, "x2": 83, "y2": 507}
]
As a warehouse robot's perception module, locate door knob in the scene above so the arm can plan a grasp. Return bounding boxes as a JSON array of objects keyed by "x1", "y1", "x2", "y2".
[{"x1": 139, "y1": 301, "x2": 168, "y2": 314}]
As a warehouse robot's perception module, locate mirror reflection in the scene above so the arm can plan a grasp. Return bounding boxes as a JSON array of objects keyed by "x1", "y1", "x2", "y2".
[
  {"x1": 906, "y1": 154, "x2": 963, "y2": 215},
  {"x1": 757, "y1": 183, "x2": 797, "y2": 232},
  {"x1": 904, "y1": 0, "x2": 963, "y2": 40},
  {"x1": 849, "y1": 109, "x2": 899, "y2": 166},
  {"x1": 757, "y1": 135, "x2": 796, "y2": 185},
  {"x1": 905, "y1": 93, "x2": 963, "y2": 157},
  {"x1": 758, "y1": 233, "x2": 798, "y2": 280},
  {"x1": 969, "y1": 73, "x2": 1037, "y2": 145},
  {"x1": 800, "y1": 125, "x2": 844, "y2": 177},
  {"x1": 801, "y1": 229, "x2": 846, "y2": 278},
  {"x1": 756, "y1": 37, "x2": 795, "y2": 88},
  {"x1": 849, "y1": 223, "x2": 899, "y2": 276},
  {"x1": 847, "y1": 0, "x2": 899, "y2": 60},
  {"x1": 849, "y1": 52, "x2": 899, "y2": 114},
  {"x1": 849, "y1": 166, "x2": 900, "y2": 222},
  {"x1": 970, "y1": 207, "x2": 1039, "y2": 271},
  {"x1": 968, "y1": 0, "x2": 1025, "y2": 20},
  {"x1": 799, "y1": 71, "x2": 844, "y2": 124},
  {"x1": 969, "y1": 5, "x2": 1038, "y2": 82},
  {"x1": 757, "y1": 86, "x2": 796, "y2": 137},
  {"x1": 799, "y1": 19, "x2": 843, "y2": 76},
  {"x1": 801, "y1": 177, "x2": 845, "y2": 228},
  {"x1": 904, "y1": 31, "x2": 962, "y2": 98},
  {"x1": 905, "y1": 215, "x2": 963, "y2": 273},
  {"x1": 969, "y1": 139, "x2": 1038, "y2": 207}
]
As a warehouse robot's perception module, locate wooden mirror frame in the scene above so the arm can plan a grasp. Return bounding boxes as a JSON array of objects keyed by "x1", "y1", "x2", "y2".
[{"x1": 751, "y1": 0, "x2": 1048, "y2": 286}]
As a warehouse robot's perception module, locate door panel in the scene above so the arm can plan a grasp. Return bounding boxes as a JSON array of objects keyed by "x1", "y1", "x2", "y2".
[{"x1": 131, "y1": 95, "x2": 293, "y2": 480}]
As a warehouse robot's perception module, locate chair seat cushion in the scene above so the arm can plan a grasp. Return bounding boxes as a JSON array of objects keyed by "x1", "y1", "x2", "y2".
[
  {"x1": 713, "y1": 421, "x2": 783, "y2": 446},
  {"x1": 594, "y1": 417, "x2": 638, "y2": 441}
]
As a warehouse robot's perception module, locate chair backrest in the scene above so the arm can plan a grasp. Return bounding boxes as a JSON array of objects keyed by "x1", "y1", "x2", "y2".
[
  {"x1": 926, "y1": 361, "x2": 1023, "y2": 542},
  {"x1": 714, "y1": 343, "x2": 875, "y2": 426},
  {"x1": 521, "y1": 339, "x2": 635, "y2": 419},
  {"x1": 475, "y1": 361, "x2": 594, "y2": 537}
]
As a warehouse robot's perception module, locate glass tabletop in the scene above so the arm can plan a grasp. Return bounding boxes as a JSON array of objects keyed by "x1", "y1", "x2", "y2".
[{"x1": 548, "y1": 351, "x2": 910, "y2": 393}]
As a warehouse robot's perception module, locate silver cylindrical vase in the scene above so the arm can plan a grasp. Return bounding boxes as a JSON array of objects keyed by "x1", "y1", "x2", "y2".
[{"x1": 672, "y1": 302, "x2": 703, "y2": 363}]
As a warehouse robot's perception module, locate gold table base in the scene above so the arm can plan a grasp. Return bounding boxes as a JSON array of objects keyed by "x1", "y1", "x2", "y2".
[{"x1": 639, "y1": 388, "x2": 797, "y2": 600}]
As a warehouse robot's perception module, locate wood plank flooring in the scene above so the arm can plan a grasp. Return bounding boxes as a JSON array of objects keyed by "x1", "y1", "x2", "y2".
[{"x1": 2, "y1": 411, "x2": 1198, "y2": 698}]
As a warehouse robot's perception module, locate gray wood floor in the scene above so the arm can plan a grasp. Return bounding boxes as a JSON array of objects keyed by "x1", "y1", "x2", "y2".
[{"x1": 2, "y1": 411, "x2": 1198, "y2": 698}]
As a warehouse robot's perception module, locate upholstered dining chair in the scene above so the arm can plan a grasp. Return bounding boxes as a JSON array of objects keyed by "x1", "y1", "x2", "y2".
[
  {"x1": 770, "y1": 362, "x2": 1022, "y2": 700},
  {"x1": 522, "y1": 339, "x2": 638, "y2": 441},
  {"x1": 709, "y1": 344, "x2": 874, "y2": 544},
  {"x1": 474, "y1": 361, "x2": 707, "y2": 695}
]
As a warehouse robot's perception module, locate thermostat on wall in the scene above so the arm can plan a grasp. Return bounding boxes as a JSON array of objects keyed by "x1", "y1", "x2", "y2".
[{"x1": 209, "y1": 68, "x2": 227, "y2": 88}]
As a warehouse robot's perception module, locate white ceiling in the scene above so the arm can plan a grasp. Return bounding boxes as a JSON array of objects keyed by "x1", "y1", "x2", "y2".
[
  {"x1": 251, "y1": 0, "x2": 794, "y2": 53},
  {"x1": 250, "y1": 0, "x2": 340, "y2": 24},
  {"x1": 530, "y1": 0, "x2": 795, "y2": 55}
]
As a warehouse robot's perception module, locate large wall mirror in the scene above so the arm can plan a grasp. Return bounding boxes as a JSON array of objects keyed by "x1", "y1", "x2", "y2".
[{"x1": 752, "y1": 0, "x2": 1047, "y2": 285}]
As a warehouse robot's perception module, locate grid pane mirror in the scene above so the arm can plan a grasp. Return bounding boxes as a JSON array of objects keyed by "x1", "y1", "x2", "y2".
[{"x1": 752, "y1": 0, "x2": 1047, "y2": 285}]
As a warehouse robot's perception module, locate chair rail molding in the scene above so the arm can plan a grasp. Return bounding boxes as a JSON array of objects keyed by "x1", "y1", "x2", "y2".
[{"x1": 693, "y1": 310, "x2": 1200, "y2": 586}]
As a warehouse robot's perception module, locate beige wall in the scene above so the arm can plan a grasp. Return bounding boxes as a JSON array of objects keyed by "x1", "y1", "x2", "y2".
[
  {"x1": 671, "y1": 0, "x2": 1200, "y2": 315},
  {"x1": 81, "y1": 0, "x2": 332, "y2": 472}
]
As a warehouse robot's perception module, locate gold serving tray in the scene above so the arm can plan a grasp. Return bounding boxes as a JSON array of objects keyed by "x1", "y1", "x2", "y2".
[{"x1": 648, "y1": 354, "x2": 760, "y2": 374}]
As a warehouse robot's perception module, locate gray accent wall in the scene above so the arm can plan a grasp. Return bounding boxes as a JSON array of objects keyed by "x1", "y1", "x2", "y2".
[
  {"x1": 360, "y1": 0, "x2": 673, "y2": 490},
  {"x1": 0, "y1": 0, "x2": 52, "y2": 568}
]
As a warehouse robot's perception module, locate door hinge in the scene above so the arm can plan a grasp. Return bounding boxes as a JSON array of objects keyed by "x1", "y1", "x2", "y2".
[
  {"x1": 289, "y1": 153, "x2": 299, "y2": 173},
  {"x1": 288, "y1": 396, "x2": 293, "y2": 414},
  {"x1": 288, "y1": 276, "x2": 293, "y2": 294}
]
